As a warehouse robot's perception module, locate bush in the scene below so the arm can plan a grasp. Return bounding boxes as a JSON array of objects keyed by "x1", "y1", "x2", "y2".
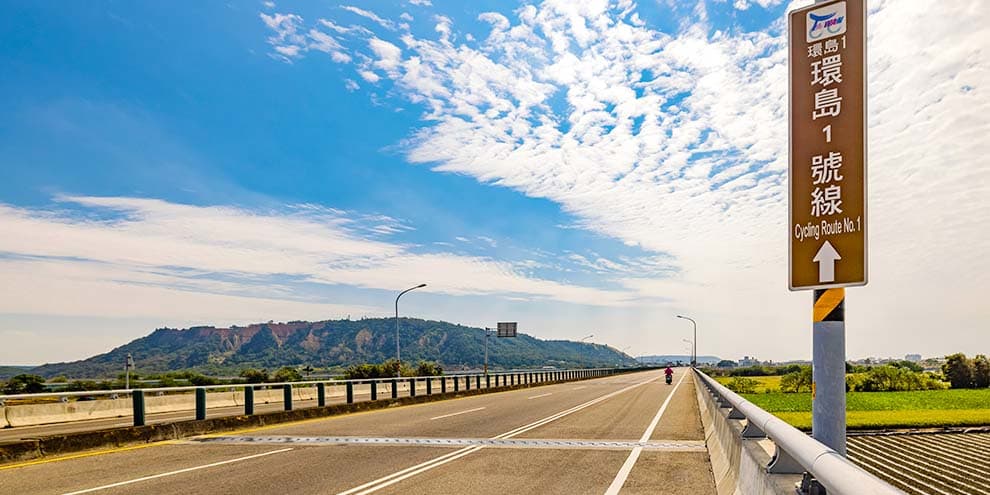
[
  {"x1": 846, "y1": 366, "x2": 947, "y2": 392},
  {"x1": 726, "y1": 377, "x2": 758, "y2": 394},
  {"x1": 240, "y1": 368, "x2": 269, "y2": 384},
  {"x1": 415, "y1": 361, "x2": 443, "y2": 377},
  {"x1": 271, "y1": 367, "x2": 303, "y2": 383}
]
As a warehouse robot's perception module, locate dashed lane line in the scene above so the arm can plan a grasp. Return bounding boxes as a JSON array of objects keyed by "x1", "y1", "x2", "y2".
[
  {"x1": 527, "y1": 393, "x2": 553, "y2": 400},
  {"x1": 59, "y1": 448, "x2": 293, "y2": 495},
  {"x1": 430, "y1": 407, "x2": 486, "y2": 421}
]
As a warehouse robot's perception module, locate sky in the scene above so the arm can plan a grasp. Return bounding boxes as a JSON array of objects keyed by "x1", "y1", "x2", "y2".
[{"x1": 0, "y1": 0, "x2": 987, "y2": 366}]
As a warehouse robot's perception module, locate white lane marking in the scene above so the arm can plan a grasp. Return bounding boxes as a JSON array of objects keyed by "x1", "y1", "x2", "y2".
[
  {"x1": 337, "y1": 373, "x2": 661, "y2": 495},
  {"x1": 527, "y1": 393, "x2": 553, "y2": 400},
  {"x1": 572, "y1": 386, "x2": 586, "y2": 390},
  {"x1": 60, "y1": 448, "x2": 292, "y2": 495},
  {"x1": 430, "y1": 407, "x2": 486, "y2": 421},
  {"x1": 604, "y1": 372, "x2": 686, "y2": 495}
]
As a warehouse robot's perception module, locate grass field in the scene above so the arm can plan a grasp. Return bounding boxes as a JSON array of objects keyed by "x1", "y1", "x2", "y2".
[{"x1": 738, "y1": 388, "x2": 990, "y2": 430}]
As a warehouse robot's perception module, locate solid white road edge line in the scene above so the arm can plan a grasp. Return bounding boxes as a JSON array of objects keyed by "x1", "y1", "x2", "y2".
[
  {"x1": 603, "y1": 371, "x2": 687, "y2": 495},
  {"x1": 59, "y1": 448, "x2": 293, "y2": 495},
  {"x1": 336, "y1": 372, "x2": 662, "y2": 495},
  {"x1": 527, "y1": 393, "x2": 553, "y2": 400},
  {"x1": 430, "y1": 407, "x2": 487, "y2": 421}
]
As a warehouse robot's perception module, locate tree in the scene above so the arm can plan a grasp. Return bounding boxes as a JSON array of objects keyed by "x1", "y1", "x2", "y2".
[
  {"x1": 272, "y1": 367, "x2": 302, "y2": 383},
  {"x1": 239, "y1": 368, "x2": 269, "y2": 384},
  {"x1": 942, "y1": 353, "x2": 974, "y2": 389},
  {"x1": 780, "y1": 367, "x2": 813, "y2": 393},
  {"x1": 717, "y1": 360, "x2": 737, "y2": 368},
  {"x1": 972, "y1": 355, "x2": 990, "y2": 388},
  {"x1": 3, "y1": 374, "x2": 46, "y2": 394}
]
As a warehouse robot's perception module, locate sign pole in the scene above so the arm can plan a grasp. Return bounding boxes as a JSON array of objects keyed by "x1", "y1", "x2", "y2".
[
  {"x1": 789, "y1": 0, "x2": 865, "y2": 459},
  {"x1": 812, "y1": 288, "x2": 846, "y2": 455}
]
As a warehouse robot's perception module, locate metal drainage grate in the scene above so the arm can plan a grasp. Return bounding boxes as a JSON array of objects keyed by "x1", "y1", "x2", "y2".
[{"x1": 192, "y1": 436, "x2": 707, "y2": 452}]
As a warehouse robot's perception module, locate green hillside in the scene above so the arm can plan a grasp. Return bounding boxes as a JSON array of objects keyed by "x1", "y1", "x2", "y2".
[{"x1": 31, "y1": 318, "x2": 636, "y2": 378}]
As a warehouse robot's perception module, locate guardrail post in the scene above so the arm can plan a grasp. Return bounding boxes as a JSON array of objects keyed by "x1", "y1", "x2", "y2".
[
  {"x1": 767, "y1": 446, "x2": 804, "y2": 474},
  {"x1": 454, "y1": 376, "x2": 460, "y2": 392},
  {"x1": 317, "y1": 383, "x2": 326, "y2": 407},
  {"x1": 409, "y1": 378, "x2": 416, "y2": 397},
  {"x1": 244, "y1": 386, "x2": 254, "y2": 415},
  {"x1": 132, "y1": 390, "x2": 145, "y2": 426},
  {"x1": 741, "y1": 421, "x2": 766, "y2": 439},
  {"x1": 391, "y1": 379, "x2": 398, "y2": 399},
  {"x1": 476, "y1": 375, "x2": 481, "y2": 389},
  {"x1": 486, "y1": 375, "x2": 491, "y2": 388},
  {"x1": 196, "y1": 387, "x2": 207, "y2": 420},
  {"x1": 426, "y1": 377, "x2": 432, "y2": 395},
  {"x1": 371, "y1": 381, "x2": 378, "y2": 400},
  {"x1": 346, "y1": 382, "x2": 354, "y2": 403},
  {"x1": 464, "y1": 376, "x2": 470, "y2": 391},
  {"x1": 441, "y1": 377, "x2": 447, "y2": 394},
  {"x1": 283, "y1": 384, "x2": 293, "y2": 411}
]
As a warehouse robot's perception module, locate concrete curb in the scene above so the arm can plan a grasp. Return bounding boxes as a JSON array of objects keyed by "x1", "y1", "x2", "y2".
[{"x1": 0, "y1": 374, "x2": 622, "y2": 466}]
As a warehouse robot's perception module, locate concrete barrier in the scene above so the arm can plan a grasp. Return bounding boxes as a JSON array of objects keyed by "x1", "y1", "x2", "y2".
[
  {"x1": 1, "y1": 370, "x2": 615, "y2": 429},
  {"x1": 693, "y1": 374, "x2": 801, "y2": 495},
  {"x1": 0, "y1": 377, "x2": 574, "y2": 465}
]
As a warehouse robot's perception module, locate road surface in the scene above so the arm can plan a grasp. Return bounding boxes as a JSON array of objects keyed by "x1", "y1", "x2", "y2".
[{"x1": 0, "y1": 369, "x2": 715, "y2": 495}]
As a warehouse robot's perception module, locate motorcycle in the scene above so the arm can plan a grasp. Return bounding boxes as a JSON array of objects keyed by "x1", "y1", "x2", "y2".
[{"x1": 665, "y1": 374, "x2": 673, "y2": 385}]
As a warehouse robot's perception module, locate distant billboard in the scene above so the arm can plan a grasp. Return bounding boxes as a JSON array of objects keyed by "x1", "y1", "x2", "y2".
[{"x1": 497, "y1": 322, "x2": 517, "y2": 338}]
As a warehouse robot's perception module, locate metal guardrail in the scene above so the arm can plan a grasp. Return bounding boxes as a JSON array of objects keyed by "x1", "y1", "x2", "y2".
[
  {"x1": 0, "y1": 368, "x2": 624, "y2": 427},
  {"x1": 694, "y1": 369, "x2": 904, "y2": 495}
]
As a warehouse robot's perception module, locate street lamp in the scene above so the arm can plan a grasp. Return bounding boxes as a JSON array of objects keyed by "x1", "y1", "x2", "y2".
[
  {"x1": 395, "y1": 283, "x2": 426, "y2": 377},
  {"x1": 676, "y1": 315, "x2": 697, "y2": 367},
  {"x1": 581, "y1": 334, "x2": 594, "y2": 343}
]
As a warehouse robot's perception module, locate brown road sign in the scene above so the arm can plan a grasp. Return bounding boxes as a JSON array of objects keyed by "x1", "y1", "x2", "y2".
[{"x1": 789, "y1": 0, "x2": 867, "y2": 291}]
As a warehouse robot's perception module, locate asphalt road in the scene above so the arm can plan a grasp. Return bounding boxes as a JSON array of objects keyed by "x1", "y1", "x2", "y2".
[{"x1": 0, "y1": 369, "x2": 716, "y2": 495}]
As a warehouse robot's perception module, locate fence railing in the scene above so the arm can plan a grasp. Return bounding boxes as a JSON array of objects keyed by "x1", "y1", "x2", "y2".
[
  {"x1": 0, "y1": 368, "x2": 624, "y2": 428},
  {"x1": 693, "y1": 369, "x2": 904, "y2": 495}
]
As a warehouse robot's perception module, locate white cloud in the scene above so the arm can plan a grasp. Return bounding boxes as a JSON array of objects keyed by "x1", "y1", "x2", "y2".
[
  {"x1": 341, "y1": 5, "x2": 397, "y2": 31},
  {"x1": 0, "y1": 197, "x2": 651, "y2": 333},
  {"x1": 263, "y1": 1, "x2": 990, "y2": 359},
  {"x1": 409, "y1": 0, "x2": 432, "y2": 6}
]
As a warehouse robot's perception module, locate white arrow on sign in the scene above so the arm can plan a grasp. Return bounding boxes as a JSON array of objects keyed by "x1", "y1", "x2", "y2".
[{"x1": 813, "y1": 240, "x2": 841, "y2": 283}]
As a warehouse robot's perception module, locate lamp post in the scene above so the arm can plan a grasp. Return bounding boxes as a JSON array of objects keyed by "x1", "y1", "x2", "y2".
[
  {"x1": 395, "y1": 283, "x2": 426, "y2": 377},
  {"x1": 676, "y1": 315, "x2": 697, "y2": 367},
  {"x1": 580, "y1": 334, "x2": 594, "y2": 343},
  {"x1": 484, "y1": 327, "x2": 495, "y2": 376}
]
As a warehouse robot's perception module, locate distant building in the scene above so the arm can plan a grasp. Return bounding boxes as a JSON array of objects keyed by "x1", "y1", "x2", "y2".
[
  {"x1": 739, "y1": 356, "x2": 760, "y2": 367},
  {"x1": 905, "y1": 354, "x2": 922, "y2": 362}
]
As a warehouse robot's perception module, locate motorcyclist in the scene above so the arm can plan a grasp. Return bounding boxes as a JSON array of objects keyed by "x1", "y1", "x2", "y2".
[{"x1": 664, "y1": 366, "x2": 674, "y2": 384}]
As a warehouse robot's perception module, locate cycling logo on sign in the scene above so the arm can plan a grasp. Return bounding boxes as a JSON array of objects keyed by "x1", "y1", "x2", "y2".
[{"x1": 806, "y1": 1, "x2": 846, "y2": 42}]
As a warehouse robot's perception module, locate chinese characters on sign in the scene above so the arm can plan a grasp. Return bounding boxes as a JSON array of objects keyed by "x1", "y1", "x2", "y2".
[{"x1": 789, "y1": 0, "x2": 866, "y2": 290}]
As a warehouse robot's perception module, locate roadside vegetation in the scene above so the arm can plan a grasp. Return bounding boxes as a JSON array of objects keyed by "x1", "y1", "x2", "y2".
[
  {"x1": 0, "y1": 360, "x2": 447, "y2": 396},
  {"x1": 708, "y1": 353, "x2": 990, "y2": 430}
]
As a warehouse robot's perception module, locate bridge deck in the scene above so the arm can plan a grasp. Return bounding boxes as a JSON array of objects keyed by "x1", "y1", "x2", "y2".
[{"x1": 0, "y1": 370, "x2": 716, "y2": 495}]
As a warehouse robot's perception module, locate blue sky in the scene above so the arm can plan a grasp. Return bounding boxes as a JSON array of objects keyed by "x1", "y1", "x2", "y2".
[{"x1": 1, "y1": 0, "x2": 987, "y2": 365}]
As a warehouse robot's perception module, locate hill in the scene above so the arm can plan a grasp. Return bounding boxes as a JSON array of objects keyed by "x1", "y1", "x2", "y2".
[
  {"x1": 0, "y1": 366, "x2": 37, "y2": 380},
  {"x1": 637, "y1": 355, "x2": 721, "y2": 365},
  {"x1": 31, "y1": 318, "x2": 638, "y2": 378}
]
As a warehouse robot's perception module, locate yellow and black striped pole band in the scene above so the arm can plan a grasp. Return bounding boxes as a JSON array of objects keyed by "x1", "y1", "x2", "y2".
[{"x1": 813, "y1": 288, "x2": 844, "y2": 322}]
